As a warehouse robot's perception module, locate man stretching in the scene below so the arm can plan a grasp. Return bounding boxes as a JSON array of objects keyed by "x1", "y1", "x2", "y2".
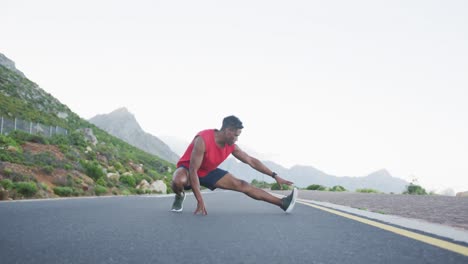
[{"x1": 171, "y1": 115, "x2": 298, "y2": 215}]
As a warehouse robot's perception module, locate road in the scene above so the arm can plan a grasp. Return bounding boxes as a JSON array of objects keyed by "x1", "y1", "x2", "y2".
[{"x1": 1, "y1": 191, "x2": 467, "y2": 264}]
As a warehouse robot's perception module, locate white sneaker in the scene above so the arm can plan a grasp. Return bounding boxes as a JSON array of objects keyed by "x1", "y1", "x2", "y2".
[
  {"x1": 171, "y1": 192, "x2": 186, "y2": 212},
  {"x1": 281, "y1": 188, "x2": 298, "y2": 213}
]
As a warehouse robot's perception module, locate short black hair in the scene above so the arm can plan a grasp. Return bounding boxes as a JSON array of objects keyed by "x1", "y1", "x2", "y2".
[{"x1": 221, "y1": 115, "x2": 244, "y2": 130}]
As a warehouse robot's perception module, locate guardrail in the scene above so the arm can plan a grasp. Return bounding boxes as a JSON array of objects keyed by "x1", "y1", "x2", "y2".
[{"x1": 0, "y1": 116, "x2": 68, "y2": 137}]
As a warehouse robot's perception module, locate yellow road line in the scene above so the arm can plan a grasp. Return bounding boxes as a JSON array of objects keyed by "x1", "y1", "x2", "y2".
[{"x1": 296, "y1": 198, "x2": 468, "y2": 257}]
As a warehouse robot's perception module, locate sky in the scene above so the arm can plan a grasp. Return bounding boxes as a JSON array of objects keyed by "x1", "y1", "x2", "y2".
[{"x1": 2, "y1": 0, "x2": 468, "y2": 194}]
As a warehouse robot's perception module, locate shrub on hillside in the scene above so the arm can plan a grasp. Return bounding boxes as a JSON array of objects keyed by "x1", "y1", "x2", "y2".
[
  {"x1": 5, "y1": 172, "x2": 35, "y2": 183},
  {"x1": 15, "y1": 181, "x2": 38, "y2": 197},
  {"x1": 82, "y1": 161, "x2": 105, "y2": 181},
  {"x1": 94, "y1": 185, "x2": 108, "y2": 196},
  {"x1": 9, "y1": 130, "x2": 48, "y2": 145},
  {"x1": 0, "y1": 134, "x2": 21, "y2": 149},
  {"x1": 42, "y1": 165, "x2": 54, "y2": 174},
  {"x1": 72, "y1": 188, "x2": 84, "y2": 196},
  {"x1": 53, "y1": 186, "x2": 73, "y2": 197},
  {"x1": 69, "y1": 131, "x2": 87, "y2": 148},
  {"x1": 95, "y1": 178, "x2": 106, "y2": 186},
  {"x1": 0, "y1": 145, "x2": 23, "y2": 163},
  {"x1": 134, "y1": 173, "x2": 152, "y2": 185},
  {"x1": 120, "y1": 175, "x2": 136, "y2": 187},
  {"x1": 111, "y1": 161, "x2": 124, "y2": 173},
  {"x1": 0, "y1": 179, "x2": 14, "y2": 190},
  {"x1": 34, "y1": 152, "x2": 58, "y2": 167},
  {"x1": 49, "y1": 134, "x2": 70, "y2": 146}
]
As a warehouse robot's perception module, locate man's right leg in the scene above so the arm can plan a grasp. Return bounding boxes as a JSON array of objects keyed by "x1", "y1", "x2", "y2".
[{"x1": 170, "y1": 167, "x2": 190, "y2": 212}]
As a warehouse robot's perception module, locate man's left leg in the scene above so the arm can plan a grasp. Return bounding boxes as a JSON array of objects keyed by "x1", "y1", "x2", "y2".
[{"x1": 214, "y1": 173, "x2": 283, "y2": 207}]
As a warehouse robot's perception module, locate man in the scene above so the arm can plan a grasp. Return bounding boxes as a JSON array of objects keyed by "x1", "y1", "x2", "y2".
[{"x1": 171, "y1": 115, "x2": 298, "y2": 215}]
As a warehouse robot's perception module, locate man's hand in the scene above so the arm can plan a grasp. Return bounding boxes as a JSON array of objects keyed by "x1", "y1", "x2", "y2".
[
  {"x1": 194, "y1": 199, "x2": 208, "y2": 215},
  {"x1": 275, "y1": 175, "x2": 293, "y2": 190}
]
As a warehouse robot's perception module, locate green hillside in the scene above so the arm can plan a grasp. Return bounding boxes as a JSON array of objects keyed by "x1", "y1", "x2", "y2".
[{"x1": 0, "y1": 59, "x2": 175, "y2": 200}]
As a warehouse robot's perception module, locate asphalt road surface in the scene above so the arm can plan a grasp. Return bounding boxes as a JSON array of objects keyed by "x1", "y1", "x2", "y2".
[{"x1": 1, "y1": 191, "x2": 467, "y2": 264}]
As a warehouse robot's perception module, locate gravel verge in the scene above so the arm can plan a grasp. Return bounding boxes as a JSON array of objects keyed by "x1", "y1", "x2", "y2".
[{"x1": 271, "y1": 190, "x2": 468, "y2": 230}]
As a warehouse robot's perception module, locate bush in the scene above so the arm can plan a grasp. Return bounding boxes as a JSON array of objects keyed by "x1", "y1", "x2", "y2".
[
  {"x1": 356, "y1": 188, "x2": 379, "y2": 193},
  {"x1": 72, "y1": 188, "x2": 84, "y2": 196},
  {"x1": 94, "y1": 185, "x2": 108, "y2": 196},
  {"x1": 96, "y1": 178, "x2": 106, "y2": 186},
  {"x1": 0, "y1": 134, "x2": 20, "y2": 149},
  {"x1": 330, "y1": 185, "x2": 346, "y2": 192},
  {"x1": 69, "y1": 131, "x2": 87, "y2": 148},
  {"x1": 121, "y1": 189, "x2": 132, "y2": 196},
  {"x1": 404, "y1": 183, "x2": 427, "y2": 195},
  {"x1": 307, "y1": 184, "x2": 327, "y2": 191},
  {"x1": 15, "y1": 181, "x2": 38, "y2": 197},
  {"x1": 112, "y1": 161, "x2": 124, "y2": 173},
  {"x1": 120, "y1": 175, "x2": 136, "y2": 187},
  {"x1": 0, "y1": 179, "x2": 14, "y2": 190},
  {"x1": 32, "y1": 152, "x2": 57, "y2": 167},
  {"x1": 0, "y1": 149, "x2": 23, "y2": 163},
  {"x1": 7, "y1": 131, "x2": 29, "y2": 145},
  {"x1": 49, "y1": 134, "x2": 70, "y2": 146},
  {"x1": 9, "y1": 130, "x2": 48, "y2": 144},
  {"x1": 42, "y1": 165, "x2": 54, "y2": 174},
  {"x1": 39, "y1": 182, "x2": 49, "y2": 191},
  {"x1": 270, "y1": 183, "x2": 291, "y2": 190},
  {"x1": 53, "y1": 186, "x2": 73, "y2": 197},
  {"x1": 251, "y1": 179, "x2": 271, "y2": 189},
  {"x1": 82, "y1": 161, "x2": 105, "y2": 181}
]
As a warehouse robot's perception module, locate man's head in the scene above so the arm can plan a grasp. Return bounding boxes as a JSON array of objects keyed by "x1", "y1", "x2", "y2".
[
  {"x1": 221, "y1": 115, "x2": 243, "y2": 145},
  {"x1": 221, "y1": 115, "x2": 244, "y2": 130}
]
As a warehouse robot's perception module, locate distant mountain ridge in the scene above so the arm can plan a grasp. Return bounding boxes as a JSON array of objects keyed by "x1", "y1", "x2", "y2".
[
  {"x1": 220, "y1": 158, "x2": 408, "y2": 193},
  {"x1": 89, "y1": 108, "x2": 179, "y2": 163}
]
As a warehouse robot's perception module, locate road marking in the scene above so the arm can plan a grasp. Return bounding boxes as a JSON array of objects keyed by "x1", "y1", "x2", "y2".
[{"x1": 296, "y1": 198, "x2": 468, "y2": 257}]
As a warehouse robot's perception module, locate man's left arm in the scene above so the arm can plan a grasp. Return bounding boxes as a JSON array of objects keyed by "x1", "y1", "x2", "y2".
[{"x1": 232, "y1": 145, "x2": 293, "y2": 186}]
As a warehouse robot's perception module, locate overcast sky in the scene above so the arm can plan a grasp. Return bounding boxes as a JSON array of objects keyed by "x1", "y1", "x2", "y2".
[{"x1": 2, "y1": 0, "x2": 468, "y2": 193}]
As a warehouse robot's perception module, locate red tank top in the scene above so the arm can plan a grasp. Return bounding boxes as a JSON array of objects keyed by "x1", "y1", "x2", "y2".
[{"x1": 177, "y1": 129, "x2": 235, "y2": 177}]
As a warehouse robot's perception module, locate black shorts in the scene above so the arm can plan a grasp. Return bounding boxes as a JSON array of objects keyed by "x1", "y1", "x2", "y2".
[{"x1": 179, "y1": 166, "x2": 228, "y2": 191}]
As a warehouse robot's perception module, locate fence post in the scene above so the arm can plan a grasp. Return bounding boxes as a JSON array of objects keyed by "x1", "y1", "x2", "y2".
[
  {"x1": 49, "y1": 126, "x2": 52, "y2": 137},
  {"x1": 0, "y1": 116, "x2": 3, "y2": 135},
  {"x1": 14, "y1": 118, "x2": 17, "y2": 131},
  {"x1": 30, "y1": 121, "x2": 33, "y2": 134}
]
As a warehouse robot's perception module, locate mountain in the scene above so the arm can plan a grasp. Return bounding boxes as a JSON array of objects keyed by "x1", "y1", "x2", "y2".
[
  {"x1": 0, "y1": 53, "x2": 25, "y2": 78},
  {"x1": 0, "y1": 52, "x2": 174, "y2": 200},
  {"x1": 89, "y1": 108, "x2": 179, "y2": 164},
  {"x1": 159, "y1": 135, "x2": 189, "y2": 157}
]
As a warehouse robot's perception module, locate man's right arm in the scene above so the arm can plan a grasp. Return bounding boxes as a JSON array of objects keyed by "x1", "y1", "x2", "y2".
[{"x1": 189, "y1": 136, "x2": 207, "y2": 215}]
